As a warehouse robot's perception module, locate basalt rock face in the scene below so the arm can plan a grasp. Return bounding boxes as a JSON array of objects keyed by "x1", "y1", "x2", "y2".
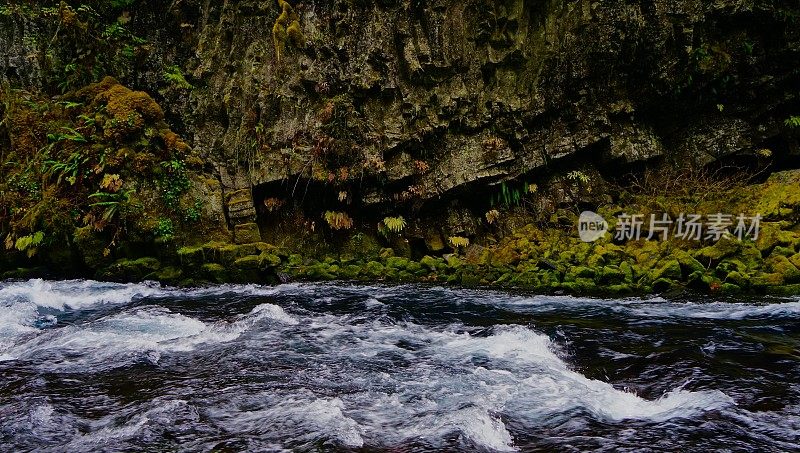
[{"x1": 1, "y1": 0, "x2": 799, "y2": 253}]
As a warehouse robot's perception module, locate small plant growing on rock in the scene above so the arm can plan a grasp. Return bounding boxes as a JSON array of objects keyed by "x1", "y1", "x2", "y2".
[
  {"x1": 273, "y1": 0, "x2": 304, "y2": 61},
  {"x1": 382, "y1": 216, "x2": 406, "y2": 233},
  {"x1": 263, "y1": 197, "x2": 285, "y2": 212},
  {"x1": 163, "y1": 65, "x2": 193, "y2": 90},
  {"x1": 324, "y1": 211, "x2": 353, "y2": 230},
  {"x1": 153, "y1": 217, "x2": 174, "y2": 240},
  {"x1": 99, "y1": 174, "x2": 123, "y2": 192},
  {"x1": 485, "y1": 209, "x2": 500, "y2": 225},
  {"x1": 412, "y1": 160, "x2": 429, "y2": 173},
  {"x1": 566, "y1": 170, "x2": 591, "y2": 184},
  {"x1": 448, "y1": 236, "x2": 469, "y2": 250},
  {"x1": 363, "y1": 155, "x2": 386, "y2": 174}
]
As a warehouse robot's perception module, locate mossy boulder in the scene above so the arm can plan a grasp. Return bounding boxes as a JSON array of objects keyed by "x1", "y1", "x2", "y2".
[
  {"x1": 201, "y1": 263, "x2": 229, "y2": 283},
  {"x1": 570, "y1": 266, "x2": 596, "y2": 279},
  {"x1": 340, "y1": 264, "x2": 363, "y2": 279},
  {"x1": 720, "y1": 283, "x2": 742, "y2": 294},
  {"x1": 153, "y1": 266, "x2": 183, "y2": 284},
  {"x1": 420, "y1": 255, "x2": 444, "y2": 272},
  {"x1": 233, "y1": 223, "x2": 262, "y2": 244},
  {"x1": 765, "y1": 255, "x2": 800, "y2": 283},
  {"x1": 695, "y1": 237, "x2": 740, "y2": 264},
  {"x1": 650, "y1": 259, "x2": 682, "y2": 281},
  {"x1": 177, "y1": 246, "x2": 205, "y2": 268},
  {"x1": 216, "y1": 244, "x2": 259, "y2": 266},
  {"x1": 301, "y1": 263, "x2": 336, "y2": 280},
  {"x1": 771, "y1": 246, "x2": 796, "y2": 257},
  {"x1": 599, "y1": 266, "x2": 625, "y2": 284},
  {"x1": 674, "y1": 250, "x2": 705, "y2": 275},
  {"x1": 364, "y1": 261, "x2": 385, "y2": 278},
  {"x1": 259, "y1": 252, "x2": 282, "y2": 269},
  {"x1": 233, "y1": 255, "x2": 262, "y2": 270},
  {"x1": 766, "y1": 284, "x2": 800, "y2": 296},
  {"x1": 652, "y1": 277, "x2": 679, "y2": 292},
  {"x1": 99, "y1": 257, "x2": 161, "y2": 281},
  {"x1": 561, "y1": 277, "x2": 598, "y2": 294},
  {"x1": 445, "y1": 255, "x2": 463, "y2": 269},
  {"x1": 725, "y1": 271, "x2": 750, "y2": 287},
  {"x1": 606, "y1": 284, "x2": 634, "y2": 295},
  {"x1": 385, "y1": 256, "x2": 411, "y2": 271},
  {"x1": 751, "y1": 272, "x2": 785, "y2": 288}
]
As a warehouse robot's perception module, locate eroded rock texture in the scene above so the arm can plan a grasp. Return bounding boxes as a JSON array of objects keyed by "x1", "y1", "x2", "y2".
[{"x1": 1, "y1": 0, "x2": 799, "y2": 242}]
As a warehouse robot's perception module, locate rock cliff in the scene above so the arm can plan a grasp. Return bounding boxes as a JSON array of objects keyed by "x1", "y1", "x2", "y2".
[{"x1": 1, "y1": 0, "x2": 799, "y2": 291}]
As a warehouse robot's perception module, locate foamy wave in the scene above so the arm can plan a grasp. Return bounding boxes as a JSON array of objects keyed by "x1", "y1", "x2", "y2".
[
  {"x1": 0, "y1": 279, "x2": 165, "y2": 310},
  {"x1": 438, "y1": 407, "x2": 516, "y2": 451},
  {"x1": 1, "y1": 302, "x2": 296, "y2": 366},
  {"x1": 628, "y1": 300, "x2": 800, "y2": 320},
  {"x1": 0, "y1": 279, "x2": 303, "y2": 312}
]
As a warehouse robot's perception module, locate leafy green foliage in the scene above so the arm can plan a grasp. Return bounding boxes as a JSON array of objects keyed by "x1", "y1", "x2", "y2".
[
  {"x1": 88, "y1": 188, "x2": 134, "y2": 222},
  {"x1": 14, "y1": 231, "x2": 45, "y2": 257},
  {"x1": 153, "y1": 217, "x2": 175, "y2": 239},
  {"x1": 383, "y1": 216, "x2": 406, "y2": 233},
  {"x1": 491, "y1": 181, "x2": 535, "y2": 207},
  {"x1": 44, "y1": 151, "x2": 90, "y2": 186},
  {"x1": 566, "y1": 171, "x2": 591, "y2": 184},
  {"x1": 163, "y1": 66, "x2": 193, "y2": 90},
  {"x1": 1, "y1": 76, "x2": 197, "y2": 260},
  {"x1": 183, "y1": 200, "x2": 203, "y2": 223},
  {"x1": 448, "y1": 236, "x2": 469, "y2": 249},
  {"x1": 786, "y1": 116, "x2": 800, "y2": 128},
  {"x1": 158, "y1": 160, "x2": 191, "y2": 210},
  {"x1": 324, "y1": 211, "x2": 354, "y2": 230}
]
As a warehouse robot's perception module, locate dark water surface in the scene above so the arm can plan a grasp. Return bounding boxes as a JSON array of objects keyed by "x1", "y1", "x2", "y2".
[{"x1": 0, "y1": 279, "x2": 798, "y2": 452}]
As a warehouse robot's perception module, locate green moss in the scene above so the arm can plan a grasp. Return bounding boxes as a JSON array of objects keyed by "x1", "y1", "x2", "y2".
[
  {"x1": 177, "y1": 246, "x2": 204, "y2": 268},
  {"x1": 233, "y1": 255, "x2": 262, "y2": 270},
  {"x1": 650, "y1": 259, "x2": 682, "y2": 281},
  {"x1": 153, "y1": 266, "x2": 183, "y2": 283},
  {"x1": 726, "y1": 271, "x2": 750, "y2": 287},
  {"x1": 272, "y1": 0, "x2": 304, "y2": 61},
  {"x1": 751, "y1": 272, "x2": 785, "y2": 288},
  {"x1": 695, "y1": 237, "x2": 740, "y2": 264},
  {"x1": 259, "y1": 252, "x2": 282, "y2": 269},
  {"x1": 364, "y1": 261, "x2": 385, "y2": 278},
  {"x1": 100, "y1": 257, "x2": 160, "y2": 281},
  {"x1": 420, "y1": 255, "x2": 443, "y2": 271},
  {"x1": 201, "y1": 263, "x2": 229, "y2": 283},
  {"x1": 720, "y1": 283, "x2": 742, "y2": 294},
  {"x1": 765, "y1": 255, "x2": 800, "y2": 283}
]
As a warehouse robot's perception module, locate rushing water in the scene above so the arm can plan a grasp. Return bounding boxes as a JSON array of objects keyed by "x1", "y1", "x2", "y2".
[{"x1": 0, "y1": 279, "x2": 798, "y2": 452}]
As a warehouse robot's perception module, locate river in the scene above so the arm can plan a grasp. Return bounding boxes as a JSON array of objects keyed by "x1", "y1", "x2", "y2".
[{"x1": 0, "y1": 279, "x2": 798, "y2": 451}]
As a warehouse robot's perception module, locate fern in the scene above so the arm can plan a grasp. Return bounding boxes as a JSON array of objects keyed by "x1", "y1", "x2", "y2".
[
  {"x1": 383, "y1": 216, "x2": 406, "y2": 233},
  {"x1": 163, "y1": 65, "x2": 193, "y2": 90},
  {"x1": 485, "y1": 209, "x2": 500, "y2": 225},
  {"x1": 448, "y1": 236, "x2": 469, "y2": 249},
  {"x1": 566, "y1": 170, "x2": 591, "y2": 184},
  {"x1": 324, "y1": 211, "x2": 353, "y2": 230}
]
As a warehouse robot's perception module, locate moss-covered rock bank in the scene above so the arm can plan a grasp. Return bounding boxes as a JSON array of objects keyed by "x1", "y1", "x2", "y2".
[
  {"x1": 4, "y1": 169, "x2": 800, "y2": 297},
  {"x1": 2, "y1": 1, "x2": 800, "y2": 295}
]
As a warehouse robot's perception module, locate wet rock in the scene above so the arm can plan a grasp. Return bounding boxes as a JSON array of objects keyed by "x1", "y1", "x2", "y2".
[{"x1": 233, "y1": 223, "x2": 262, "y2": 244}]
